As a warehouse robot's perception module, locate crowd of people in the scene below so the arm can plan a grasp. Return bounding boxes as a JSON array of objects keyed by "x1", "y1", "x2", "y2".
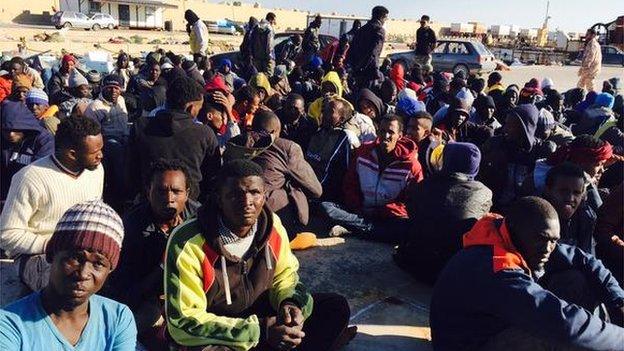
[{"x1": 1, "y1": 4, "x2": 623, "y2": 351}]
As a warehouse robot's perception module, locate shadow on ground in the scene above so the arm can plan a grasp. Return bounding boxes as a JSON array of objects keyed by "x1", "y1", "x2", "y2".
[{"x1": 295, "y1": 237, "x2": 433, "y2": 350}]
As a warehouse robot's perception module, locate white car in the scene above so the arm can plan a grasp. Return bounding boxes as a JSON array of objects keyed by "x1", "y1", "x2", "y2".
[
  {"x1": 89, "y1": 13, "x2": 118, "y2": 30},
  {"x1": 51, "y1": 11, "x2": 118, "y2": 30}
]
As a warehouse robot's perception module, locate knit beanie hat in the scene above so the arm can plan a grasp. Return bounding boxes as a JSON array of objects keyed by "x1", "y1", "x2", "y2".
[
  {"x1": 595, "y1": 92, "x2": 615, "y2": 109},
  {"x1": 25, "y1": 88, "x2": 49, "y2": 106},
  {"x1": 536, "y1": 108, "x2": 556, "y2": 136},
  {"x1": 102, "y1": 74, "x2": 123, "y2": 89},
  {"x1": 86, "y1": 70, "x2": 101, "y2": 84},
  {"x1": 541, "y1": 77, "x2": 555, "y2": 90},
  {"x1": 45, "y1": 200, "x2": 124, "y2": 270},
  {"x1": 68, "y1": 71, "x2": 89, "y2": 89},
  {"x1": 441, "y1": 142, "x2": 481, "y2": 180}
]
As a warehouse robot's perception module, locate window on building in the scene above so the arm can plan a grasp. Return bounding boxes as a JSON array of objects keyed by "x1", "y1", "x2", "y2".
[{"x1": 89, "y1": 0, "x2": 101, "y2": 13}]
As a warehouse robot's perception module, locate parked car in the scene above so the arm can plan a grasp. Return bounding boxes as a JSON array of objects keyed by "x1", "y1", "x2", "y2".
[
  {"x1": 205, "y1": 19, "x2": 244, "y2": 36},
  {"x1": 601, "y1": 45, "x2": 624, "y2": 66},
  {"x1": 89, "y1": 13, "x2": 118, "y2": 30},
  {"x1": 209, "y1": 32, "x2": 337, "y2": 71},
  {"x1": 51, "y1": 11, "x2": 118, "y2": 30},
  {"x1": 569, "y1": 45, "x2": 624, "y2": 66},
  {"x1": 387, "y1": 39, "x2": 497, "y2": 77}
]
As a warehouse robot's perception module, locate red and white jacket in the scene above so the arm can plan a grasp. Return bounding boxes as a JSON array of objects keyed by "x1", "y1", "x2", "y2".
[{"x1": 343, "y1": 137, "x2": 423, "y2": 219}]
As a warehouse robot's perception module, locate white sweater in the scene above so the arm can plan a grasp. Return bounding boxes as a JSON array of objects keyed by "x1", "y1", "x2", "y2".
[{"x1": 0, "y1": 156, "x2": 104, "y2": 257}]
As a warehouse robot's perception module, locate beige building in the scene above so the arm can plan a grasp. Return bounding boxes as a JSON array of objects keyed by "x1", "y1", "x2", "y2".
[{"x1": 1, "y1": 0, "x2": 438, "y2": 41}]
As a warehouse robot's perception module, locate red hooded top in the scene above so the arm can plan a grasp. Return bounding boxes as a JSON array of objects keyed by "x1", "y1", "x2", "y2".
[
  {"x1": 389, "y1": 63, "x2": 406, "y2": 91},
  {"x1": 343, "y1": 137, "x2": 423, "y2": 219}
]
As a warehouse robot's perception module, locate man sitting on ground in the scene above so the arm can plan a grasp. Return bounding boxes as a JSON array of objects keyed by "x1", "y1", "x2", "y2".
[
  {"x1": 542, "y1": 162, "x2": 596, "y2": 254},
  {"x1": 320, "y1": 114, "x2": 423, "y2": 242},
  {"x1": 0, "y1": 116, "x2": 104, "y2": 294},
  {"x1": 305, "y1": 98, "x2": 354, "y2": 203},
  {"x1": 431, "y1": 197, "x2": 624, "y2": 351},
  {"x1": 164, "y1": 159, "x2": 353, "y2": 351},
  {"x1": 128, "y1": 76, "x2": 220, "y2": 201},
  {"x1": 252, "y1": 111, "x2": 322, "y2": 248},
  {"x1": 276, "y1": 93, "x2": 318, "y2": 150},
  {"x1": 0, "y1": 200, "x2": 137, "y2": 350},
  {"x1": 397, "y1": 142, "x2": 492, "y2": 283},
  {"x1": 108, "y1": 159, "x2": 199, "y2": 349},
  {"x1": 1, "y1": 100, "x2": 55, "y2": 201}
]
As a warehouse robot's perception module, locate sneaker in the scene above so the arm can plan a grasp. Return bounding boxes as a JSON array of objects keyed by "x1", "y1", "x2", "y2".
[
  {"x1": 329, "y1": 225, "x2": 352, "y2": 237},
  {"x1": 289, "y1": 232, "x2": 317, "y2": 250}
]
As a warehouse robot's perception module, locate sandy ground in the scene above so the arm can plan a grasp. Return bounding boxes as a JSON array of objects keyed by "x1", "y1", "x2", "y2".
[{"x1": 494, "y1": 65, "x2": 624, "y2": 93}]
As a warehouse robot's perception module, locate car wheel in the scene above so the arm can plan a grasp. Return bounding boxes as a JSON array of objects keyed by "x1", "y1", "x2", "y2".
[
  {"x1": 63, "y1": 22, "x2": 72, "y2": 28},
  {"x1": 92, "y1": 24, "x2": 101, "y2": 31},
  {"x1": 108, "y1": 24, "x2": 114, "y2": 30},
  {"x1": 452, "y1": 64, "x2": 469, "y2": 77}
]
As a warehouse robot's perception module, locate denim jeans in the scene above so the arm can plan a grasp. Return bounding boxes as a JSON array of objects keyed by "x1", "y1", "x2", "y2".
[{"x1": 319, "y1": 201, "x2": 407, "y2": 243}]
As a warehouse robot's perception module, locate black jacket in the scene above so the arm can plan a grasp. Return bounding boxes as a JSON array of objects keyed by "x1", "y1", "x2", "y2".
[
  {"x1": 107, "y1": 199, "x2": 200, "y2": 309},
  {"x1": 346, "y1": 19, "x2": 385, "y2": 75},
  {"x1": 415, "y1": 26, "x2": 437, "y2": 55},
  {"x1": 397, "y1": 173, "x2": 493, "y2": 282},
  {"x1": 276, "y1": 111, "x2": 318, "y2": 151},
  {"x1": 127, "y1": 109, "x2": 221, "y2": 200}
]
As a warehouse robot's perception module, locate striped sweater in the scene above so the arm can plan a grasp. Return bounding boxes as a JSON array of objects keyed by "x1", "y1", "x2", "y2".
[{"x1": 164, "y1": 206, "x2": 313, "y2": 350}]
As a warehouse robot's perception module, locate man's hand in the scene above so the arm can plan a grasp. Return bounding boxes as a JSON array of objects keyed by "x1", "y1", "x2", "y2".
[
  {"x1": 211, "y1": 91, "x2": 233, "y2": 114},
  {"x1": 611, "y1": 235, "x2": 624, "y2": 248},
  {"x1": 265, "y1": 315, "x2": 305, "y2": 350},
  {"x1": 278, "y1": 303, "x2": 304, "y2": 329}
]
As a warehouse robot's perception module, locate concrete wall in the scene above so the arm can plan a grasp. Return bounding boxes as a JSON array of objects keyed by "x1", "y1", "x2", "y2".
[
  {"x1": 1, "y1": 0, "x2": 58, "y2": 24},
  {"x1": 1, "y1": 0, "x2": 435, "y2": 41}
]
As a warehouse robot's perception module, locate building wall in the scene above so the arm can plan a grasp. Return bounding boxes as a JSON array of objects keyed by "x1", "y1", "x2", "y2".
[
  {"x1": 1, "y1": 0, "x2": 58, "y2": 24},
  {"x1": 2, "y1": 0, "x2": 436, "y2": 40}
]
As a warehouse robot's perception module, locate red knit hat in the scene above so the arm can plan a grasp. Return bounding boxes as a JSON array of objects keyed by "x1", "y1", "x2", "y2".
[{"x1": 45, "y1": 200, "x2": 124, "y2": 269}]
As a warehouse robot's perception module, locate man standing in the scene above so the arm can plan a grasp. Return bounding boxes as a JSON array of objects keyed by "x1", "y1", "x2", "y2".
[
  {"x1": 302, "y1": 15, "x2": 322, "y2": 65},
  {"x1": 252, "y1": 12, "x2": 277, "y2": 76},
  {"x1": 0, "y1": 116, "x2": 104, "y2": 293},
  {"x1": 164, "y1": 159, "x2": 352, "y2": 351},
  {"x1": 320, "y1": 115, "x2": 423, "y2": 243},
  {"x1": 185, "y1": 10, "x2": 210, "y2": 67},
  {"x1": 431, "y1": 197, "x2": 624, "y2": 350},
  {"x1": 347, "y1": 6, "x2": 388, "y2": 89},
  {"x1": 109, "y1": 159, "x2": 199, "y2": 349},
  {"x1": 577, "y1": 28, "x2": 602, "y2": 92},
  {"x1": 0, "y1": 200, "x2": 137, "y2": 350},
  {"x1": 414, "y1": 15, "x2": 437, "y2": 67}
]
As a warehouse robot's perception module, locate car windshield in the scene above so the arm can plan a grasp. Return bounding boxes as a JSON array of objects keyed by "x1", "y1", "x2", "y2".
[{"x1": 472, "y1": 42, "x2": 492, "y2": 55}]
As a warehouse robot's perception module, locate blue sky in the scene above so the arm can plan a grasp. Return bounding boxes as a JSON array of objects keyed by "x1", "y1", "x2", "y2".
[{"x1": 258, "y1": 0, "x2": 621, "y2": 33}]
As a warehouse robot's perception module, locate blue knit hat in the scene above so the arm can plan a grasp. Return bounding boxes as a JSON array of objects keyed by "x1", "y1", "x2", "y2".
[
  {"x1": 396, "y1": 96, "x2": 425, "y2": 118},
  {"x1": 25, "y1": 88, "x2": 49, "y2": 106},
  {"x1": 309, "y1": 55, "x2": 323, "y2": 69},
  {"x1": 595, "y1": 92, "x2": 615, "y2": 109},
  {"x1": 441, "y1": 142, "x2": 481, "y2": 180},
  {"x1": 220, "y1": 58, "x2": 232, "y2": 69}
]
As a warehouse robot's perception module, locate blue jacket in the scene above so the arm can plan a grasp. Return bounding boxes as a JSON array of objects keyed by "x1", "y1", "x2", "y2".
[
  {"x1": 1, "y1": 101, "x2": 54, "y2": 200},
  {"x1": 430, "y1": 214, "x2": 624, "y2": 351}
]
